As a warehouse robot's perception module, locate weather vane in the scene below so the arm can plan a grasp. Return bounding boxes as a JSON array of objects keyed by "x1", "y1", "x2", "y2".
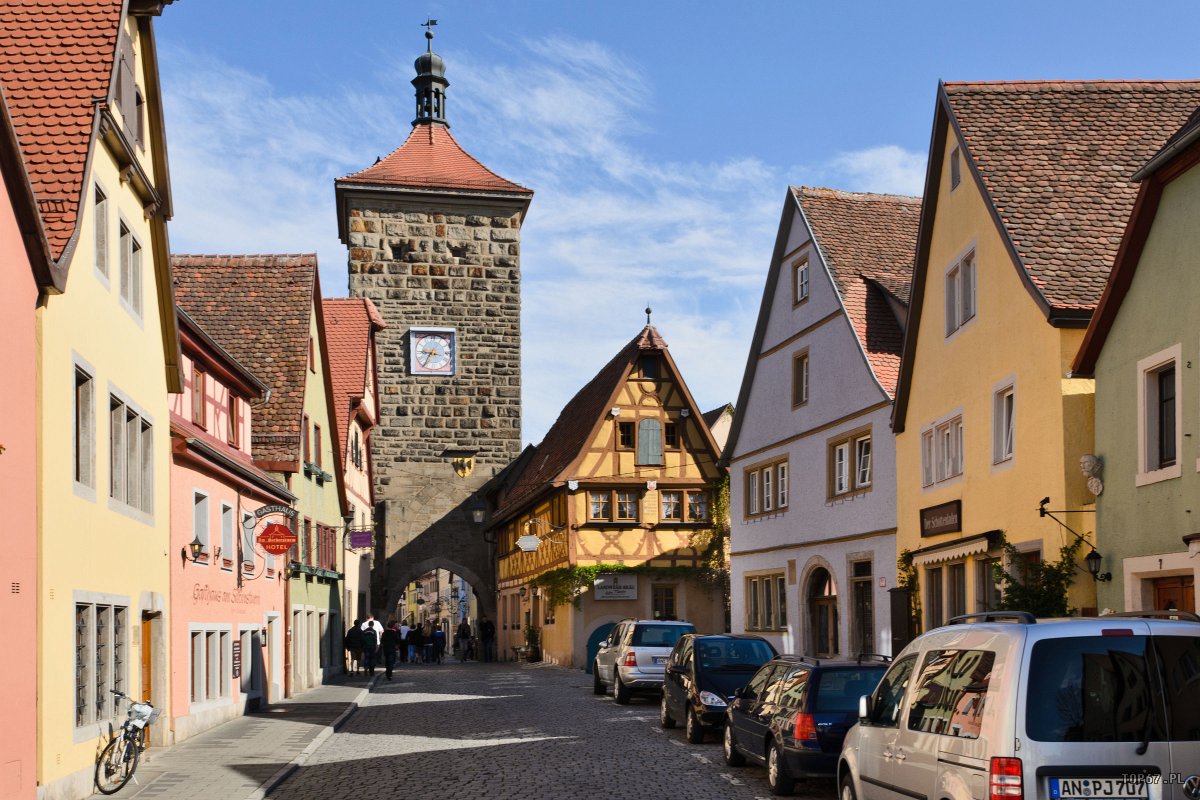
[
  {"x1": 645, "y1": 305, "x2": 652, "y2": 325},
  {"x1": 422, "y1": 16, "x2": 438, "y2": 47}
]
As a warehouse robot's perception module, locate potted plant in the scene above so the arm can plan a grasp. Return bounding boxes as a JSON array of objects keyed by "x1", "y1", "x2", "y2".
[{"x1": 522, "y1": 623, "x2": 541, "y2": 662}]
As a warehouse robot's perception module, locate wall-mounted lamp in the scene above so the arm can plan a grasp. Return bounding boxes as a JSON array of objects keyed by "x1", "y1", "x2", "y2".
[
  {"x1": 469, "y1": 495, "x2": 486, "y2": 525},
  {"x1": 182, "y1": 536, "x2": 218, "y2": 565},
  {"x1": 519, "y1": 586, "x2": 528, "y2": 598},
  {"x1": 1085, "y1": 549, "x2": 1112, "y2": 582}
]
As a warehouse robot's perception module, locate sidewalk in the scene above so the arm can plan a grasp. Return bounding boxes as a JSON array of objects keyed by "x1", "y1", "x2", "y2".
[{"x1": 92, "y1": 673, "x2": 376, "y2": 800}]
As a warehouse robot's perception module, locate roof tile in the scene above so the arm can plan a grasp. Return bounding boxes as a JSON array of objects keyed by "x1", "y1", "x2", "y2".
[{"x1": 321, "y1": 297, "x2": 385, "y2": 476}]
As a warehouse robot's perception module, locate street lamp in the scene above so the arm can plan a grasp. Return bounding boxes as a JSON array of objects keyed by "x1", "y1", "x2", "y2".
[{"x1": 1085, "y1": 549, "x2": 1112, "y2": 582}]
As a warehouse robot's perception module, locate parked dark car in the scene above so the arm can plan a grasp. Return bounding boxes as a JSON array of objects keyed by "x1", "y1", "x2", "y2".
[
  {"x1": 723, "y1": 654, "x2": 888, "y2": 795},
  {"x1": 660, "y1": 634, "x2": 778, "y2": 743}
]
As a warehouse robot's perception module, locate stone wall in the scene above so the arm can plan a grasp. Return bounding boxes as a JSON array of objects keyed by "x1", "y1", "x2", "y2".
[{"x1": 345, "y1": 191, "x2": 526, "y2": 617}]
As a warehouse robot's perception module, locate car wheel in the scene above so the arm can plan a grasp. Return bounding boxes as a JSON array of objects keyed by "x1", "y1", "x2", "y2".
[
  {"x1": 767, "y1": 740, "x2": 795, "y2": 796},
  {"x1": 614, "y1": 674, "x2": 631, "y2": 704},
  {"x1": 840, "y1": 770, "x2": 857, "y2": 800},
  {"x1": 686, "y1": 708, "x2": 705, "y2": 744},
  {"x1": 593, "y1": 663, "x2": 605, "y2": 695},
  {"x1": 723, "y1": 722, "x2": 745, "y2": 766},
  {"x1": 659, "y1": 693, "x2": 676, "y2": 728}
]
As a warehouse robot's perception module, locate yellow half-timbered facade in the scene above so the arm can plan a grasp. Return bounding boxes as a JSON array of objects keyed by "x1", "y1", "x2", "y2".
[{"x1": 492, "y1": 324, "x2": 726, "y2": 668}]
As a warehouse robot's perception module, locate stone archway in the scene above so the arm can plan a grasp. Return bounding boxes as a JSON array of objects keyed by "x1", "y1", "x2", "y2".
[
  {"x1": 799, "y1": 556, "x2": 839, "y2": 658},
  {"x1": 385, "y1": 555, "x2": 495, "y2": 628}
]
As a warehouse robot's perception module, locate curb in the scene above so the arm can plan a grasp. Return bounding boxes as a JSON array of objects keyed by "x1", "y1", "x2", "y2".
[{"x1": 242, "y1": 675, "x2": 379, "y2": 800}]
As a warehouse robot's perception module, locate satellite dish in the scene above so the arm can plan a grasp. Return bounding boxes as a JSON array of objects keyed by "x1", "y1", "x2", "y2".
[{"x1": 516, "y1": 534, "x2": 541, "y2": 553}]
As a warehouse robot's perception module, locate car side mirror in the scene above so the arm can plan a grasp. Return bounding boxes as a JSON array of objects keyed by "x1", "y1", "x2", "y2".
[
  {"x1": 733, "y1": 686, "x2": 746, "y2": 699},
  {"x1": 858, "y1": 694, "x2": 870, "y2": 722}
]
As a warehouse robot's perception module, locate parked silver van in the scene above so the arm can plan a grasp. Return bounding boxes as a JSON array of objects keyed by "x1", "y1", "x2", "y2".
[{"x1": 839, "y1": 611, "x2": 1200, "y2": 800}]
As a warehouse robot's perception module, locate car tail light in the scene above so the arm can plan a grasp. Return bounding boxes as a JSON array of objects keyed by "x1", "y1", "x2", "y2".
[
  {"x1": 623, "y1": 651, "x2": 638, "y2": 667},
  {"x1": 989, "y1": 757, "x2": 1022, "y2": 800},
  {"x1": 793, "y1": 712, "x2": 817, "y2": 742}
]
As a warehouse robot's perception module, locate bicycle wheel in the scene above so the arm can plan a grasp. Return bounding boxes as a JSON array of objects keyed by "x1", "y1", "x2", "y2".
[{"x1": 95, "y1": 733, "x2": 139, "y2": 794}]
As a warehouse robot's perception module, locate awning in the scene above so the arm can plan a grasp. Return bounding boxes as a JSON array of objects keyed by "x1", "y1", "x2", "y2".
[{"x1": 911, "y1": 531, "x2": 1002, "y2": 568}]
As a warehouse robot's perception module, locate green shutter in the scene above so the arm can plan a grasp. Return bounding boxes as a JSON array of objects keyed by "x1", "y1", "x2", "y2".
[{"x1": 638, "y1": 419, "x2": 663, "y2": 465}]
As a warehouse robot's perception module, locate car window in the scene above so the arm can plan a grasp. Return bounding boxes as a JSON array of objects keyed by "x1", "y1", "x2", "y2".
[
  {"x1": 744, "y1": 662, "x2": 781, "y2": 700},
  {"x1": 631, "y1": 624, "x2": 694, "y2": 647},
  {"x1": 763, "y1": 664, "x2": 791, "y2": 704},
  {"x1": 1026, "y1": 635, "x2": 1164, "y2": 743},
  {"x1": 1155, "y1": 634, "x2": 1200, "y2": 741},
  {"x1": 696, "y1": 638, "x2": 776, "y2": 670},
  {"x1": 907, "y1": 649, "x2": 995, "y2": 739},
  {"x1": 777, "y1": 667, "x2": 810, "y2": 709},
  {"x1": 868, "y1": 655, "x2": 916, "y2": 727},
  {"x1": 814, "y1": 667, "x2": 887, "y2": 713}
]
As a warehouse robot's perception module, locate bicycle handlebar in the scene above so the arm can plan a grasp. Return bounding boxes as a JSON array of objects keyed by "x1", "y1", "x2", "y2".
[{"x1": 109, "y1": 689, "x2": 154, "y2": 708}]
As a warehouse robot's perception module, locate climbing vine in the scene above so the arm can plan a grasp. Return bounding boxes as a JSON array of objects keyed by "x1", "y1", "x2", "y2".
[
  {"x1": 991, "y1": 531, "x2": 1084, "y2": 618},
  {"x1": 897, "y1": 549, "x2": 921, "y2": 635}
]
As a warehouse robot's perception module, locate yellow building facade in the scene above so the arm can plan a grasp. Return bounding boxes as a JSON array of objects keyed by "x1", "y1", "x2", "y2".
[
  {"x1": 494, "y1": 325, "x2": 726, "y2": 668},
  {"x1": 34, "y1": 9, "x2": 183, "y2": 799}
]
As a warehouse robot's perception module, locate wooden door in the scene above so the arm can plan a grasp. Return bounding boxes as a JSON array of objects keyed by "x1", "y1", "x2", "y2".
[
  {"x1": 140, "y1": 615, "x2": 153, "y2": 703},
  {"x1": 1152, "y1": 575, "x2": 1195, "y2": 613}
]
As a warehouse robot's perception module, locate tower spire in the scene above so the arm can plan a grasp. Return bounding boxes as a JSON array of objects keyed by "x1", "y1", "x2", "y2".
[{"x1": 412, "y1": 20, "x2": 449, "y2": 127}]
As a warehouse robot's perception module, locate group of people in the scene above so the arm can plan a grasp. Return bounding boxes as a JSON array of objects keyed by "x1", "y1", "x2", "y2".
[{"x1": 344, "y1": 614, "x2": 500, "y2": 678}]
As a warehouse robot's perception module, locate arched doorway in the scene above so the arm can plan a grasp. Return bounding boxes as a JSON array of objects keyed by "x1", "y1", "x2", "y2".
[{"x1": 808, "y1": 567, "x2": 838, "y2": 657}]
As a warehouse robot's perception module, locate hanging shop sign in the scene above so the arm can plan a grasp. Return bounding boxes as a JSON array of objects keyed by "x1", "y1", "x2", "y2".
[
  {"x1": 920, "y1": 500, "x2": 962, "y2": 537},
  {"x1": 258, "y1": 522, "x2": 298, "y2": 555}
]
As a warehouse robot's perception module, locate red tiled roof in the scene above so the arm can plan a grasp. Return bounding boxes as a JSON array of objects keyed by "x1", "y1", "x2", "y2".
[
  {"x1": 944, "y1": 80, "x2": 1200, "y2": 310},
  {"x1": 0, "y1": 0, "x2": 123, "y2": 260},
  {"x1": 339, "y1": 123, "x2": 531, "y2": 194},
  {"x1": 322, "y1": 297, "x2": 385, "y2": 475},
  {"x1": 794, "y1": 187, "x2": 919, "y2": 398},
  {"x1": 172, "y1": 254, "x2": 319, "y2": 464},
  {"x1": 169, "y1": 414, "x2": 291, "y2": 500},
  {"x1": 495, "y1": 325, "x2": 667, "y2": 518}
]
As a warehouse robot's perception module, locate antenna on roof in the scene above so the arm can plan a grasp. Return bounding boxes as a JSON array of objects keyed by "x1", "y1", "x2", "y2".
[{"x1": 645, "y1": 305, "x2": 652, "y2": 325}]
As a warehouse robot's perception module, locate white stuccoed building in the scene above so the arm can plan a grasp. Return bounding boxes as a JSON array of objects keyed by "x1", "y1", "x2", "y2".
[{"x1": 725, "y1": 187, "x2": 919, "y2": 658}]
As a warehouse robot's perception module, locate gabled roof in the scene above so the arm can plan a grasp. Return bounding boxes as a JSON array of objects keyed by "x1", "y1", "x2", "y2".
[
  {"x1": 0, "y1": 0, "x2": 123, "y2": 262},
  {"x1": 493, "y1": 325, "x2": 717, "y2": 522},
  {"x1": 892, "y1": 79, "x2": 1200, "y2": 433},
  {"x1": 723, "y1": 187, "x2": 917, "y2": 464},
  {"x1": 944, "y1": 80, "x2": 1200, "y2": 313},
  {"x1": 1074, "y1": 104, "x2": 1200, "y2": 376},
  {"x1": 322, "y1": 297, "x2": 386, "y2": 473},
  {"x1": 0, "y1": 85, "x2": 56, "y2": 288},
  {"x1": 794, "y1": 187, "x2": 919, "y2": 397},
  {"x1": 702, "y1": 404, "x2": 734, "y2": 431},
  {"x1": 338, "y1": 123, "x2": 531, "y2": 195},
  {"x1": 173, "y1": 254, "x2": 322, "y2": 466}
]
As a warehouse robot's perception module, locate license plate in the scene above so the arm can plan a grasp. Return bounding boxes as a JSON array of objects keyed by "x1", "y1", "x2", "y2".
[
  {"x1": 1049, "y1": 778, "x2": 1149, "y2": 800},
  {"x1": 653, "y1": 656, "x2": 666, "y2": 665}
]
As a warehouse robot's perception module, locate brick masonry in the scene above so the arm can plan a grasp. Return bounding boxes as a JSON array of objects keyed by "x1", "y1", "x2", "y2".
[{"x1": 345, "y1": 191, "x2": 527, "y2": 619}]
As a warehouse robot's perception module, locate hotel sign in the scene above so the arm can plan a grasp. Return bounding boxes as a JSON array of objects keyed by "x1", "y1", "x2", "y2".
[
  {"x1": 920, "y1": 500, "x2": 962, "y2": 537},
  {"x1": 594, "y1": 573, "x2": 637, "y2": 600}
]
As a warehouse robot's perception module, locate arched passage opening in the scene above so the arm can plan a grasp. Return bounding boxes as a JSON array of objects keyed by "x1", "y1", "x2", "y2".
[
  {"x1": 808, "y1": 567, "x2": 839, "y2": 658},
  {"x1": 383, "y1": 557, "x2": 494, "y2": 662}
]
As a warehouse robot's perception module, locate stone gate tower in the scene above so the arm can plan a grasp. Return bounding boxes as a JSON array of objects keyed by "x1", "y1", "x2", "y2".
[{"x1": 334, "y1": 29, "x2": 532, "y2": 619}]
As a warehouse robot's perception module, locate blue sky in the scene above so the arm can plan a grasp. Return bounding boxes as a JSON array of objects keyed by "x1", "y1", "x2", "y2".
[{"x1": 155, "y1": 1, "x2": 1200, "y2": 445}]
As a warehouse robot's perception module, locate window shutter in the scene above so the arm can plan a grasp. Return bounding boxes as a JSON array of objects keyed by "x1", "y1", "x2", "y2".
[
  {"x1": 117, "y1": 35, "x2": 136, "y2": 123},
  {"x1": 637, "y1": 419, "x2": 662, "y2": 465}
]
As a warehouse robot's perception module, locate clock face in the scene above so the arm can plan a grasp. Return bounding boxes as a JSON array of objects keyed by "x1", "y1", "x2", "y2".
[{"x1": 410, "y1": 329, "x2": 455, "y2": 375}]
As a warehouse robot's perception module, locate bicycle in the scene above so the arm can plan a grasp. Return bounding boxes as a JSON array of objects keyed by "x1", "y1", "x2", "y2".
[{"x1": 94, "y1": 689, "x2": 160, "y2": 795}]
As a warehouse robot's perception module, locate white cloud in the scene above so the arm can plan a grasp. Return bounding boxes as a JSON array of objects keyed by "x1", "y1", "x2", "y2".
[
  {"x1": 827, "y1": 145, "x2": 927, "y2": 196},
  {"x1": 160, "y1": 37, "x2": 783, "y2": 443}
]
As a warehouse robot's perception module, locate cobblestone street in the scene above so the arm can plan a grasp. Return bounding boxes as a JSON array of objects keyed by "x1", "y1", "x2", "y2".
[{"x1": 269, "y1": 661, "x2": 835, "y2": 800}]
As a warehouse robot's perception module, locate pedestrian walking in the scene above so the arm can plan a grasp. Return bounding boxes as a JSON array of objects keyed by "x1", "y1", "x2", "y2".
[
  {"x1": 422, "y1": 620, "x2": 435, "y2": 664},
  {"x1": 360, "y1": 613, "x2": 384, "y2": 675},
  {"x1": 456, "y1": 619, "x2": 472, "y2": 662},
  {"x1": 409, "y1": 621, "x2": 424, "y2": 664},
  {"x1": 433, "y1": 625, "x2": 446, "y2": 664},
  {"x1": 344, "y1": 619, "x2": 364, "y2": 674},
  {"x1": 399, "y1": 618, "x2": 412, "y2": 663},
  {"x1": 480, "y1": 615, "x2": 496, "y2": 663},
  {"x1": 381, "y1": 617, "x2": 401, "y2": 680}
]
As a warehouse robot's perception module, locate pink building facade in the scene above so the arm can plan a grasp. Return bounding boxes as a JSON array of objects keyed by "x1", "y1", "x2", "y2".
[
  {"x1": 0, "y1": 92, "x2": 56, "y2": 800},
  {"x1": 168, "y1": 310, "x2": 294, "y2": 743}
]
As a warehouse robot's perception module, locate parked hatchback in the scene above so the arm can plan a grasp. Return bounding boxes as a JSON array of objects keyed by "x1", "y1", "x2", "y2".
[
  {"x1": 660, "y1": 634, "x2": 778, "y2": 743},
  {"x1": 592, "y1": 619, "x2": 696, "y2": 704},
  {"x1": 724, "y1": 654, "x2": 889, "y2": 795},
  {"x1": 838, "y1": 611, "x2": 1200, "y2": 800}
]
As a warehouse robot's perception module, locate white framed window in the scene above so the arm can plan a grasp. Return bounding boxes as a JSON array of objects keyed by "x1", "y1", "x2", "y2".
[
  {"x1": 792, "y1": 351, "x2": 810, "y2": 407},
  {"x1": 193, "y1": 492, "x2": 209, "y2": 557},
  {"x1": 829, "y1": 429, "x2": 872, "y2": 498},
  {"x1": 75, "y1": 601, "x2": 127, "y2": 728},
  {"x1": 94, "y1": 185, "x2": 109, "y2": 280},
  {"x1": 118, "y1": 222, "x2": 143, "y2": 317},
  {"x1": 762, "y1": 468, "x2": 774, "y2": 511},
  {"x1": 945, "y1": 250, "x2": 976, "y2": 337},
  {"x1": 74, "y1": 365, "x2": 95, "y2": 490},
  {"x1": 220, "y1": 504, "x2": 234, "y2": 570},
  {"x1": 794, "y1": 258, "x2": 810, "y2": 304},
  {"x1": 190, "y1": 626, "x2": 232, "y2": 705},
  {"x1": 922, "y1": 414, "x2": 964, "y2": 486},
  {"x1": 993, "y1": 384, "x2": 1015, "y2": 464},
  {"x1": 745, "y1": 458, "x2": 787, "y2": 516},
  {"x1": 745, "y1": 572, "x2": 786, "y2": 631},
  {"x1": 777, "y1": 462, "x2": 788, "y2": 508},
  {"x1": 109, "y1": 394, "x2": 153, "y2": 515},
  {"x1": 1136, "y1": 344, "x2": 1182, "y2": 486},
  {"x1": 748, "y1": 471, "x2": 759, "y2": 515},
  {"x1": 242, "y1": 511, "x2": 256, "y2": 571}
]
